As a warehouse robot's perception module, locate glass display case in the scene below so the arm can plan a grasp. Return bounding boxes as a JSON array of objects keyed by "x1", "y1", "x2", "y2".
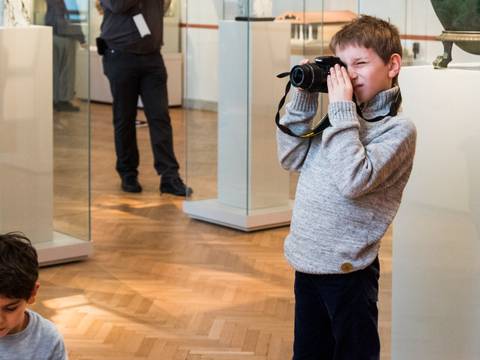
[
  {"x1": 1, "y1": 0, "x2": 92, "y2": 265},
  {"x1": 182, "y1": 0, "x2": 300, "y2": 231}
]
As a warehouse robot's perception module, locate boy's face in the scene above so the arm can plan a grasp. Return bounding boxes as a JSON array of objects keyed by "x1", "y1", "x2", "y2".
[
  {"x1": 335, "y1": 44, "x2": 400, "y2": 104},
  {"x1": 0, "y1": 283, "x2": 39, "y2": 337}
]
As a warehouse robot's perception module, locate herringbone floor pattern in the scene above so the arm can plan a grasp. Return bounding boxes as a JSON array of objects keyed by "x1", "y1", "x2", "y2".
[{"x1": 33, "y1": 103, "x2": 392, "y2": 360}]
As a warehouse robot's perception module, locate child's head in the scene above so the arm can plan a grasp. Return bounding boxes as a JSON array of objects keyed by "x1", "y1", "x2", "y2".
[
  {"x1": 330, "y1": 15, "x2": 402, "y2": 103},
  {"x1": 0, "y1": 232, "x2": 40, "y2": 337}
]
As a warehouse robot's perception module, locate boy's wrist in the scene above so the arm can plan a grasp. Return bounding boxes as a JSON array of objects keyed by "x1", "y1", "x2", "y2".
[
  {"x1": 327, "y1": 100, "x2": 357, "y2": 125},
  {"x1": 289, "y1": 89, "x2": 318, "y2": 113}
]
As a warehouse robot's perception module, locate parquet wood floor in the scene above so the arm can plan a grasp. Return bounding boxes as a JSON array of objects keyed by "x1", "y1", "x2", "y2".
[{"x1": 33, "y1": 103, "x2": 392, "y2": 360}]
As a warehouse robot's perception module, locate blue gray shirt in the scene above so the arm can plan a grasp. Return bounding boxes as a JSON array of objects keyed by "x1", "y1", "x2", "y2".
[
  {"x1": 0, "y1": 310, "x2": 67, "y2": 360},
  {"x1": 277, "y1": 86, "x2": 416, "y2": 274}
]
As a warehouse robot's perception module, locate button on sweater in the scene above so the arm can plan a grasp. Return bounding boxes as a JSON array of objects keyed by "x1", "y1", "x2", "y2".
[{"x1": 277, "y1": 86, "x2": 416, "y2": 274}]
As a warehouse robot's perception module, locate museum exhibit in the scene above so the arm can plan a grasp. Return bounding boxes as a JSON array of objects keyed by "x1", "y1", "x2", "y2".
[{"x1": 1, "y1": 0, "x2": 479, "y2": 359}]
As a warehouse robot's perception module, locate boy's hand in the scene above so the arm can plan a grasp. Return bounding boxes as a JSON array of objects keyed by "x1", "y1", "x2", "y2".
[{"x1": 327, "y1": 64, "x2": 353, "y2": 103}]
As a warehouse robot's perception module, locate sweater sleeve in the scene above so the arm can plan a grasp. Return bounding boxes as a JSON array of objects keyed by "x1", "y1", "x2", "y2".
[
  {"x1": 276, "y1": 90, "x2": 319, "y2": 171},
  {"x1": 321, "y1": 100, "x2": 417, "y2": 199}
]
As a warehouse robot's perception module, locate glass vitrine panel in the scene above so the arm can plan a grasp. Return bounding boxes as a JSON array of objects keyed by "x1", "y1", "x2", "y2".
[
  {"x1": 1, "y1": 0, "x2": 91, "y2": 264},
  {"x1": 183, "y1": 0, "x2": 312, "y2": 230}
]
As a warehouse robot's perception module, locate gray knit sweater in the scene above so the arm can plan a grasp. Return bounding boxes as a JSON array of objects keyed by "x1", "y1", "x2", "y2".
[{"x1": 277, "y1": 86, "x2": 416, "y2": 274}]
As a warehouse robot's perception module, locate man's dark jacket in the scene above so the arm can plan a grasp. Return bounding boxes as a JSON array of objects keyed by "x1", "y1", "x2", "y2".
[
  {"x1": 100, "y1": 0, "x2": 168, "y2": 54},
  {"x1": 45, "y1": 0, "x2": 86, "y2": 43}
]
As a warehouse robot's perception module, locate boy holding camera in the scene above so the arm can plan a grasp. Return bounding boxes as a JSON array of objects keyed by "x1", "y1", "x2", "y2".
[
  {"x1": 0, "y1": 233, "x2": 67, "y2": 360},
  {"x1": 277, "y1": 15, "x2": 416, "y2": 359}
]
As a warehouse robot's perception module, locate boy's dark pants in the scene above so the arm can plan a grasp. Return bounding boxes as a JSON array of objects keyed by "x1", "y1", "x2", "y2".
[{"x1": 293, "y1": 257, "x2": 380, "y2": 360}]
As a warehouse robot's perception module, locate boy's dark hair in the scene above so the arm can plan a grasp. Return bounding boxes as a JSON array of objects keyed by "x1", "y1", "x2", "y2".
[
  {"x1": 0, "y1": 232, "x2": 39, "y2": 300},
  {"x1": 330, "y1": 14, "x2": 402, "y2": 64}
]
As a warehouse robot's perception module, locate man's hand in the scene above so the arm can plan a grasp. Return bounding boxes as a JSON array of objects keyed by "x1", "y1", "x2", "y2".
[{"x1": 327, "y1": 64, "x2": 353, "y2": 103}]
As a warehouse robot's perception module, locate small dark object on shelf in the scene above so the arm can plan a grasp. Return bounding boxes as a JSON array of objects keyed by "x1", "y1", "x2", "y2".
[{"x1": 235, "y1": 16, "x2": 276, "y2": 22}]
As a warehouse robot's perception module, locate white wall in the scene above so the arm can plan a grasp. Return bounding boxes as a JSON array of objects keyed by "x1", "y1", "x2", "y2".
[
  {"x1": 183, "y1": 27, "x2": 219, "y2": 106},
  {"x1": 181, "y1": 0, "x2": 223, "y2": 107}
]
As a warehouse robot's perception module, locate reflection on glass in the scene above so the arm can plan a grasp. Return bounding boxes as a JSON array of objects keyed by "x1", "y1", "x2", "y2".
[
  {"x1": 33, "y1": 0, "x2": 90, "y2": 240},
  {"x1": 45, "y1": 0, "x2": 86, "y2": 112},
  {"x1": 163, "y1": 0, "x2": 181, "y2": 53},
  {"x1": 184, "y1": 1, "x2": 308, "y2": 229}
]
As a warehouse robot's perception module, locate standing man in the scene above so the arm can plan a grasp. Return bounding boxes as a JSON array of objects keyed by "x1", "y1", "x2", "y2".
[
  {"x1": 99, "y1": 0, "x2": 191, "y2": 196},
  {"x1": 45, "y1": 0, "x2": 86, "y2": 112}
]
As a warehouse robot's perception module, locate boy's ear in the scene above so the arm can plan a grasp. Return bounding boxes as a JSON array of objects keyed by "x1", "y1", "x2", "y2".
[
  {"x1": 27, "y1": 282, "x2": 40, "y2": 305},
  {"x1": 388, "y1": 53, "x2": 402, "y2": 79}
]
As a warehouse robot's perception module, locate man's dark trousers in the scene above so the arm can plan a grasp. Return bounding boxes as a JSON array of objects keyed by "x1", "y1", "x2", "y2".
[
  {"x1": 103, "y1": 49, "x2": 179, "y2": 179},
  {"x1": 293, "y1": 257, "x2": 380, "y2": 360}
]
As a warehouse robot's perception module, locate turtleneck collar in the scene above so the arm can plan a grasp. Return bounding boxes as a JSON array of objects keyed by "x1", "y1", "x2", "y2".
[{"x1": 358, "y1": 86, "x2": 400, "y2": 121}]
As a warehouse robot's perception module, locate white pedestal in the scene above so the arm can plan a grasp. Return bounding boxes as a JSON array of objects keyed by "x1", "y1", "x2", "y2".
[
  {"x1": 393, "y1": 64, "x2": 480, "y2": 360},
  {"x1": 184, "y1": 21, "x2": 292, "y2": 231},
  {"x1": 184, "y1": 199, "x2": 293, "y2": 231},
  {"x1": 78, "y1": 48, "x2": 183, "y2": 107},
  {"x1": 0, "y1": 26, "x2": 54, "y2": 243},
  {"x1": 0, "y1": 26, "x2": 91, "y2": 264}
]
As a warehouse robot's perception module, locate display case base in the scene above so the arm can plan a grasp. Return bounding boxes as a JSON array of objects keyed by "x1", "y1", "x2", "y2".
[
  {"x1": 36, "y1": 232, "x2": 93, "y2": 266},
  {"x1": 183, "y1": 199, "x2": 293, "y2": 231}
]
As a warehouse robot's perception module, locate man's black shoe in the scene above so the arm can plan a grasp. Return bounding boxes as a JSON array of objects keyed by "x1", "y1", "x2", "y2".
[
  {"x1": 160, "y1": 177, "x2": 193, "y2": 196},
  {"x1": 121, "y1": 176, "x2": 142, "y2": 193}
]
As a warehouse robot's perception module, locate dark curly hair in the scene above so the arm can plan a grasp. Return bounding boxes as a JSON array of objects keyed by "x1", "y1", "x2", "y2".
[{"x1": 0, "y1": 232, "x2": 39, "y2": 300}]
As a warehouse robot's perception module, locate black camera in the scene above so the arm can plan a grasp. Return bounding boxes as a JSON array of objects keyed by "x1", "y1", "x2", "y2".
[{"x1": 290, "y1": 56, "x2": 345, "y2": 93}]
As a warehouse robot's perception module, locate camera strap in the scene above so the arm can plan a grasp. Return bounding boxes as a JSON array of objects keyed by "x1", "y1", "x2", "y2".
[
  {"x1": 275, "y1": 72, "x2": 402, "y2": 138},
  {"x1": 275, "y1": 72, "x2": 331, "y2": 139}
]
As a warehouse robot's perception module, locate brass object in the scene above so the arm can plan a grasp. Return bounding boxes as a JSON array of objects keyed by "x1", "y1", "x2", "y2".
[
  {"x1": 430, "y1": 0, "x2": 480, "y2": 68},
  {"x1": 433, "y1": 31, "x2": 480, "y2": 68}
]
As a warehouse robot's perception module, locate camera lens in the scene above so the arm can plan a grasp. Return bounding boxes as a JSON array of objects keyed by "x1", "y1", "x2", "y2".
[
  {"x1": 290, "y1": 65, "x2": 313, "y2": 90},
  {"x1": 291, "y1": 67, "x2": 304, "y2": 85}
]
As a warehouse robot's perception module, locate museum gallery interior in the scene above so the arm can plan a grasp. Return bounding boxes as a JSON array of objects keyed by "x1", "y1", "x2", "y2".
[{"x1": 1, "y1": 0, "x2": 479, "y2": 359}]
